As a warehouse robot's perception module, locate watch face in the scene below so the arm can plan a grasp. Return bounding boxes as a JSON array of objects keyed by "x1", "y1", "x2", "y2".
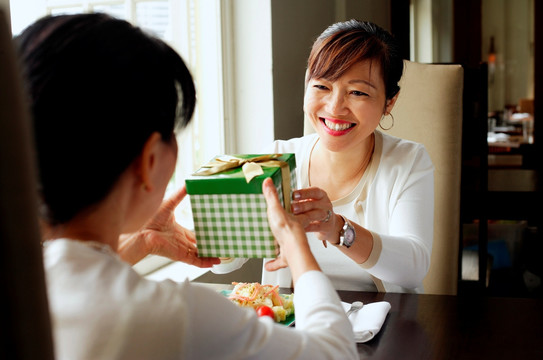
[{"x1": 344, "y1": 227, "x2": 355, "y2": 247}]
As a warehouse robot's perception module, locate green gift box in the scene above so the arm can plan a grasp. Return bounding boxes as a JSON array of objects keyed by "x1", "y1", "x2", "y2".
[{"x1": 185, "y1": 153, "x2": 296, "y2": 258}]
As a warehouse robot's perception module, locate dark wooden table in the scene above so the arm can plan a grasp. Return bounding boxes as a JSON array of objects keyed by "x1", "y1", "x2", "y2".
[
  {"x1": 201, "y1": 283, "x2": 543, "y2": 359},
  {"x1": 338, "y1": 291, "x2": 543, "y2": 360}
]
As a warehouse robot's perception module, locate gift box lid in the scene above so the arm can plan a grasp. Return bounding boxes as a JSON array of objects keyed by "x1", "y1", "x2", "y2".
[{"x1": 185, "y1": 153, "x2": 295, "y2": 195}]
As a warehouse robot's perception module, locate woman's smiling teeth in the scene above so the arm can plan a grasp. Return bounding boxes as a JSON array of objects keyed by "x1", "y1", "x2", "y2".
[{"x1": 323, "y1": 118, "x2": 353, "y2": 131}]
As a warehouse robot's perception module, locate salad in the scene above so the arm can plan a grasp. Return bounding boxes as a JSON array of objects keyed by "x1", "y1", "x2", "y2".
[{"x1": 226, "y1": 282, "x2": 294, "y2": 322}]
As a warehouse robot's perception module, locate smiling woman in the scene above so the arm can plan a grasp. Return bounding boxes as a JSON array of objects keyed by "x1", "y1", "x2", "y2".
[
  {"x1": 304, "y1": 61, "x2": 390, "y2": 154},
  {"x1": 213, "y1": 19, "x2": 435, "y2": 294},
  {"x1": 263, "y1": 20, "x2": 434, "y2": 293}
]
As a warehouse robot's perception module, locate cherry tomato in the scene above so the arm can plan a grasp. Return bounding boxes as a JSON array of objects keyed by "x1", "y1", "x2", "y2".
[{"x1": 256, "y1": 305, "x2": 275, "y2": 320}]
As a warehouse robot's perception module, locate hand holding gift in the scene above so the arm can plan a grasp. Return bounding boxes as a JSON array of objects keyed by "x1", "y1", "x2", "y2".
[
  {"x1": 186, "y1": 154, "x2": 296, "y2": 259},
  {"x1": 118, "y1": 186, "x2": 220, "y2": 267},
  {"x1": 261, "y1": 177, "x2": 320, "y2": 285}
]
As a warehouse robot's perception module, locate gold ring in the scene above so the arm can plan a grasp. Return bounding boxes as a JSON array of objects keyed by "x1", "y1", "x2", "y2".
[
  {"x1": 322, "y1": 209, "x2": 332, "y2": 223},
  {"x1": 187, "y1": 247, "x2": 191, "y2": 256}
]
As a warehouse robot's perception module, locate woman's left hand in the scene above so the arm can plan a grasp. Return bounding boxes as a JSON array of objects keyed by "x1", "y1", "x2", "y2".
[
  {"x1": 290, "y1": 187, "x2": 342, "y2": 246},
  {"x1": 118, "y1": 186, "x2": 220, "y2": 267}
]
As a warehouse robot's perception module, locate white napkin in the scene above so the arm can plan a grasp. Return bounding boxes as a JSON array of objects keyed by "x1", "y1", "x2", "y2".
[{"x1": 341, "y1": 301, "x2": 391, "y2": 343}]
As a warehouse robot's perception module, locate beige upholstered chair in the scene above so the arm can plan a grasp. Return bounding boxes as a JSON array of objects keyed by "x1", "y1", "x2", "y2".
[
  {"x1": 304, "y1": 60, "x2": 464, "y2": 295},
  {"x1": 387, "y1": 61, "x2": 463, "y2": 295}
]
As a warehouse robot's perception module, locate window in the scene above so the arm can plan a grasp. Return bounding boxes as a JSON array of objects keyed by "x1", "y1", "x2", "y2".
[{"x1": 10, "y1": 0, "x2": 228, "y2": 228}]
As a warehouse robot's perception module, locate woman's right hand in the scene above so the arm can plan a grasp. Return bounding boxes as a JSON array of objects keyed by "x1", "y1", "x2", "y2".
[
  {"x1": 290, "y1": 187, "x2": 343, "y2": 247},
  {"x1": 262, "y1": 178, "x2": 320, "y2": 285}
]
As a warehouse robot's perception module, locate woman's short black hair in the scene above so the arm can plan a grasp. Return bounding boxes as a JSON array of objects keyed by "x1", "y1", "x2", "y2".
[{"x1": 15, "y1": 13, "x2": 196, "y2": 225}]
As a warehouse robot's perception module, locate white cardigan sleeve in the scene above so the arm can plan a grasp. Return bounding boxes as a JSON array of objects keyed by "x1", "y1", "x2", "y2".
[
  {"x1": 183, "y1": 271, "x2": 358, "y2": 359},
  {"x1": 44, "y1": 241, "x2": 357, "y2": 359},
  {"x1": 362, "y1": 138, "x2": 434, "y2": 290}
]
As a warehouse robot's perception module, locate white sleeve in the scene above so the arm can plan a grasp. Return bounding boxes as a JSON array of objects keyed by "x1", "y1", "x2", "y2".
[
  {"x1": 210, "y1": 258, "x2": 248, "y2": 274},
  {"x1": 182, "y1": 271, "x2": 357, "y2": 360},
  {"x1": 364, "y1": 146, "x2": 434, "y2": 289}
]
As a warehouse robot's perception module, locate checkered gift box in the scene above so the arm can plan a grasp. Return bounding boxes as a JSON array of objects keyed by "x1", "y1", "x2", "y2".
[{"x1": 185, "y1": 154, "x2": 296, "y2": 258}]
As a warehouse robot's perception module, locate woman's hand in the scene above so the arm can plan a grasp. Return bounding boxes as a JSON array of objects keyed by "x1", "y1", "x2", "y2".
[
  {"x1": 262, "y1": 178, "x2": 319, "y2": 285},
  {"x1": 118, "y1": 186, "x2": 220, "y2": 267},
  {"x1": 290, "y1": 187, "x2": 343, "y2": 247},
  {"x1": 290, "y1": 187, "x2": 373, "y2": 263}
]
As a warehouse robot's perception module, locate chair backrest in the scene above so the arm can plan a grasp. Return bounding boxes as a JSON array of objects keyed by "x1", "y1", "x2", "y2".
[
  {"x1": 387, "y1": 60, "x2": 464, "y2": 295},
  {"x1": 0, "y1": 9, "x2": 55, "y2": 359},
  {"x1": 304, "y1": 60, "x2": 464, "y2": 295}
]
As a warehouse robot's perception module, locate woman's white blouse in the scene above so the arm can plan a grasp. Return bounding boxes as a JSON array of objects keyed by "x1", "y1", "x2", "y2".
[
  {"x1": 43, "y1": 239, "x2": 357, "y2": 360},
  {"x1": 261, "y1": 131, "x2": 434, "y2": 293}
]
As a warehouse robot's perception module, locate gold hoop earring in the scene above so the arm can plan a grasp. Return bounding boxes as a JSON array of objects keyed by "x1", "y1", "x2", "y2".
[{"x1": 379, "y1": 113, "x2": 394, "y2": 131}]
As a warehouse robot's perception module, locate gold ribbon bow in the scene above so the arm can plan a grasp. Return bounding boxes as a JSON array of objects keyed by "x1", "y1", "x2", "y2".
[{"x1": 193, "y1": 154, "x2": 292, "y2": 212}]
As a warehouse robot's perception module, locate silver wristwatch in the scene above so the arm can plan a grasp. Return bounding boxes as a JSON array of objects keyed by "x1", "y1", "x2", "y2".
[{"x1": 338, "y1": 215, "x2": 356, "y2": 248}]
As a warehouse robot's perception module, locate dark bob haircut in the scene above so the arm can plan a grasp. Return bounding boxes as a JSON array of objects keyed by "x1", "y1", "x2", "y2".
[{"x1": 15, "y1": 13, "x2": 196, "y2": 225}]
